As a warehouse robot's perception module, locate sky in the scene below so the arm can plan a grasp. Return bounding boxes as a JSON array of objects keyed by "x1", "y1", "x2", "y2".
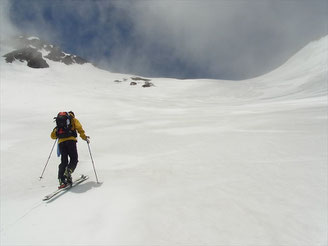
[{"x1": 1, "y1": 0, "x2": 327, "y2": 80}]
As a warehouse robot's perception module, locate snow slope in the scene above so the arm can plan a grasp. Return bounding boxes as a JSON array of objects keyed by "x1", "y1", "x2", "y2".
[{"x1": 1, "y1": 36, "x2": 327, "y2": 245}]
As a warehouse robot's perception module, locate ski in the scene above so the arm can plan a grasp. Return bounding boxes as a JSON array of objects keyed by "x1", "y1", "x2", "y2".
[{"x1": 43, "y1": 174, "x2": 89, "y2": 201}]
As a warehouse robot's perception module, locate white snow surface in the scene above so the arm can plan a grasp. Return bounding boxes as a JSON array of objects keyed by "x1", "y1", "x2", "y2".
[{"x1": 1, "y1": 36, "x2": 327, "y2": 246}]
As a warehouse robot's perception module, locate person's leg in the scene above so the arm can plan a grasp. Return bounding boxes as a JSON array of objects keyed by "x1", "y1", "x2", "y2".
[
  {"x1": 58, "y1": 142, "x2": 69, "y2": 184},
  {"x1": 67, "y1": 140, "x2": 78, "y2": 172},
  {"x1": 65, "y1": 141, "x2": 78, "y2": 183}
]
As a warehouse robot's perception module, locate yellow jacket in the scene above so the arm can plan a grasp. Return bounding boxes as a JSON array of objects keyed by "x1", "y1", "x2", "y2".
[{"x1": 51, "y1": 116, "x2": 87, "y2": 144}]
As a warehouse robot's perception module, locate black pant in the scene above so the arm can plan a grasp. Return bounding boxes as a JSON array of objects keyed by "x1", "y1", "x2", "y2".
[{"x1": 58, "y1": 140, "x2": 78, "y2": 180}]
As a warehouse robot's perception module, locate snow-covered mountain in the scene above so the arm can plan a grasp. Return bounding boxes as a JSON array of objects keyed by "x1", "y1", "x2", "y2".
[
  {"x1": 0, "y1": 35, "x2": 327, "y2": 245},
  {"x1": 1, "y1": 35, "x2": 88, "y2": 68}
]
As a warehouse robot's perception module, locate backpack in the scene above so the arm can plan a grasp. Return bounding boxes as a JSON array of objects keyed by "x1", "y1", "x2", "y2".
[{"x1": 55, "y1": 112, "x2": 77, "y2": 138}]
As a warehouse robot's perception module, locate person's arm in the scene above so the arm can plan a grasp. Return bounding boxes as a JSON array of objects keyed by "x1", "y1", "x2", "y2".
[{"x1": 74, "y1": 118, "x2": 88, "y2": 141}]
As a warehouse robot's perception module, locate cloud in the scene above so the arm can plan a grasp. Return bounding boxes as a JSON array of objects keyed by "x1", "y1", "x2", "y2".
[
  {"x1": 0, "y1": 0, "x2": 20, "y2": 38},
  {"x1": 3, "y1": 0, "x2": 328, "y2": 79},
  {"x1": 120, "y1": 1, "x2": 328, "y2": 79}
]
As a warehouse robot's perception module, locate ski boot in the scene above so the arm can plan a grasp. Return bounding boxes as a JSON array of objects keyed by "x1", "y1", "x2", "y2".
[
  {"x1": 64, "y1": 168, "x2": 73, "y2": 185},
  {"x1": 58, "y1": 178, "x2": 68, "y2": 189}
]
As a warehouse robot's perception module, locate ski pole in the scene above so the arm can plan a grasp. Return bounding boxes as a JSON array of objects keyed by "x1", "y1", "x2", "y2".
[
  {"x1": 87, "y1": 141, "x2": 99, "y2": 183},
  {"x1": 39, "y1": 138, "x2": 58, "y2": 180}
]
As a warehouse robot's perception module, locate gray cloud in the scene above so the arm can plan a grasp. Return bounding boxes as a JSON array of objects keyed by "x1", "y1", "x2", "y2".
[
  {"x1": 2, "y1": 0, "x2": 328, "y2": 80},
  {"x1": 118, "y1": 1, "x2": 328, "y2": 79},
  {"x1": 0, "y1": 0, "x2": 19, "y2": 39}
]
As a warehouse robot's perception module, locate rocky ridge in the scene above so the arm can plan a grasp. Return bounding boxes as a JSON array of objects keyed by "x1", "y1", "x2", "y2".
[{"x1": 2, "y1": 36, "x2": 88, "y2": 68}]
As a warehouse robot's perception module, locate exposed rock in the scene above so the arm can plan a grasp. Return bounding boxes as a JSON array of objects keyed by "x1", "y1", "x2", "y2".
[
  {"x1": 44, "y1": 47, "x2": 66, "y2": 62},
  {"x1": 44, "y1": 47, "x2": 88, "y2": 65},
  {"x1": 130, "y1": 82, "x2": 137, "y2": 86},
  {"x1": 73, "y1": 56, "x2": 88, "y2": 65},
  {"x1": 4, "y1": 47, "x2": 49, "y2": 68},
  {"x1": 142, "y1": 81, "x2": 155, "y2": 88},
  {"x1": 2, "y1": 35, "x2": 89, "y2": 68},
  {"x1": 131, "y1": 77, "x2": 151, "y2": 82}
]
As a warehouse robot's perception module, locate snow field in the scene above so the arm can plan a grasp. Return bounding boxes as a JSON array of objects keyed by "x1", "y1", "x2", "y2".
[{"x1": 1, "y1": 36, "x2": 327, "y2": 245}]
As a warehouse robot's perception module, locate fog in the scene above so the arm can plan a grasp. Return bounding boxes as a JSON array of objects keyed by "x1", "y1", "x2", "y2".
[{"x1": 2, "y1": 0, "x2": 327, "y2": 79}]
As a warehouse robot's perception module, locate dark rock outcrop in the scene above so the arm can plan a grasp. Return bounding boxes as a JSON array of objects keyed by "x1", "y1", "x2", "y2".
[
  {"x1": 131, "y1": 77, "x2": 151, "y2": 82},
  {"x1": 142, "y1": 81, "x2": 155, "y2": 88},
  {"x1": 3, "y1": 35, "x2": 89, "y2": 68},
  {"x1": 44, "y1": 46, "x2": 88, "y2": 65},
  {"x1": 4, "y1": 47, "x2": 49, "y2": 68}
]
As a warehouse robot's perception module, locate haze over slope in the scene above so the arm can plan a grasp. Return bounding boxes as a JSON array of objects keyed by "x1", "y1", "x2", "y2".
[{"x1": 1, "y1": 36, "x2": 327, "y2": 245}]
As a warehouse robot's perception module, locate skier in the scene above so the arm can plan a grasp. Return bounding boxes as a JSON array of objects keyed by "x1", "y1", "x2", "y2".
[{"x1": 51, "y1": 111, "x2": 89, "y2": 188}]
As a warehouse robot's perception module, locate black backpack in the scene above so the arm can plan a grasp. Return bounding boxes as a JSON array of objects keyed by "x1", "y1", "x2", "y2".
[{"x1": 55, "y1": 112, "x2": 77, "y2": 138}]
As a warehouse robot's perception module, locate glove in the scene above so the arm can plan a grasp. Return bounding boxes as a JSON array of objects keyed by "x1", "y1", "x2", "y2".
[{"x1": 85, "y1": 136, "x2": 90, "y2": 143}]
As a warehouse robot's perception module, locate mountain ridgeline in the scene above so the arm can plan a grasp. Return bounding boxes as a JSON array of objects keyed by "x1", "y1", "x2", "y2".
[{"x1": 2, "y1": 36, "x2": 89, "y2": 68}]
